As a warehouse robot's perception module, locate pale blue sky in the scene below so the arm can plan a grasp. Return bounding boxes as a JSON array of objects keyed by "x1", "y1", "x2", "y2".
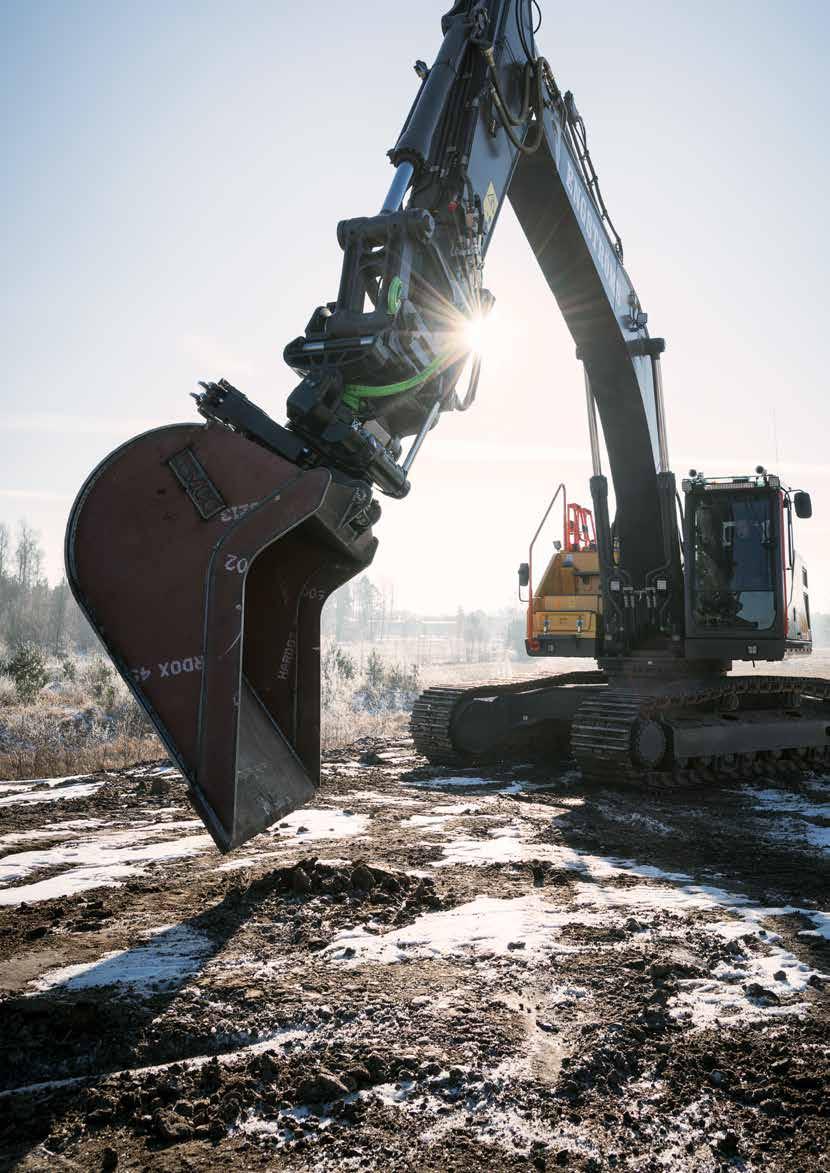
[{"x1": 2, "y1": 1, "x2": 829, "y2": 611}]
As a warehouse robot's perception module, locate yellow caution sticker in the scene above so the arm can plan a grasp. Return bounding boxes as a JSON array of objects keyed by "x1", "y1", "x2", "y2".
[{"x1": 482, "y1": 181, "x2": 498, "y2": 231}]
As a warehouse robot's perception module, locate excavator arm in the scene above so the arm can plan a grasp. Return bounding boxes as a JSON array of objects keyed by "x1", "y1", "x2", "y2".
[
  {"x1": 66, "y1": 1, "x2": 685, "y2": 851},
  {"x1": 272, "y1": 0, "x2": 681, "y2": 640}
]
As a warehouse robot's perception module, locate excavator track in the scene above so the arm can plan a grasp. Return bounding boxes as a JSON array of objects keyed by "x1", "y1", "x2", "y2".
[
  {"x1": 412, "y1": 673, "x2": 830, "y2": 788},
  {"x1": 410, "y1": 688, "x2": 470, "y2": 765},
  {"x1": 411, "y1": 671, "x2": 607, "y2": 765},
  {"x1": 573, "y1": 675, "x2": 830, "y2": 789}
]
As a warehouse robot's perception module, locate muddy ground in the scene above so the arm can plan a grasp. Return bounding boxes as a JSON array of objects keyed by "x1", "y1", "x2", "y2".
[{"x1": 0, "y1": 733, "x2": 828, "y2": 1171}]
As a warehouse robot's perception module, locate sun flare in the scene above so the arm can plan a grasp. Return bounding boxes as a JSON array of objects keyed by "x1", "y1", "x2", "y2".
[{"x1": 462, "y1": 313, "x2": 487, "y2": 356}]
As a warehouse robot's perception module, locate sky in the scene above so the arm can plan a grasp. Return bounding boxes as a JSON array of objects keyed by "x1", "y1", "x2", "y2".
[{"x1": 2, "y1": 0, "x2": 829, "y2": 614}]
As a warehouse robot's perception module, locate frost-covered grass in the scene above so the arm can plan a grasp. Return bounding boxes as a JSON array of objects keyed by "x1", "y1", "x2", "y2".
[
  {"x1": 319, "y1": 642, "x2": 419, "y2": 750},
  {"x1": 0, "y1": 653, "x2": 161, "y2": 780},
  {"x1": 0, "y1": 700, "x2": 160, "y2": 781},
  {"x1": 320, "y1": 692, "x2": 409, "y2": 752}
]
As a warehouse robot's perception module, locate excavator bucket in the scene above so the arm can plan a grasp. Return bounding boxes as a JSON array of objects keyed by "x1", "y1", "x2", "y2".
[{"x1": 65, "y1": 421, "x2": 376, "y2": 852}]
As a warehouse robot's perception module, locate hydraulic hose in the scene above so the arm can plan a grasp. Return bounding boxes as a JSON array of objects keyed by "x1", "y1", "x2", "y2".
[{"x1": 480, "y1": 47, "x2": 547, "y2": 155}]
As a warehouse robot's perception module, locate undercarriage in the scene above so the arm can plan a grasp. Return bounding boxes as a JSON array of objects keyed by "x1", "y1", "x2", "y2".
[{"x1": 410, "y1": 665, "x2": 830, "y2": 788}]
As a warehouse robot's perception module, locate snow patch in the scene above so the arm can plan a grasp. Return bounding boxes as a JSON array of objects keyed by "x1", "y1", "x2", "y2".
[
  {"x1": 0, "y1": 819, "x2": 109, "y2": 847},
  {"x1": 406, "y1": 775, "x2": 532, "y2": 793},
  {"x1": 0, "y1": 822, "x2": 212, "y2": 905},
  {"x1": 738, "y1": 786, "x2": 830, "y2": 853},
  {"x1": 0, "y1": 1025, "x2": 314, "y2": 1100},
  {"x1": 399, "y1": 814, "x2": 455, "y2": 830},
  {"x1": 0, "y1": 778, "x2": 106, "y2": 808},
  {"x1": 42, "y1": 817, "x2": 109, "y2": 832},
  {"x1": 217, "y1": 856, "x2": 261, "y2": 872},
  {"x1": 428, "y1": 801, "x2": 483, "y2": 815},
  {"x1": 596, "y1": 805, "x2": 674, "y2": 836},
  {"x1": 804, "y1": 824, "x2": 830, "y2": 850},
  {"x1": 0, "y1": 773, "x2": 87, "y2": 790},
  {"x1": 238, "y1": 1103, "x2": 337, "y2": 1142},
  {"x1": 339, "y1": 790, "x2": 421, "y2": 807},
  {"x1": 271, "y1": 808, "x2": 368, "y2": 843},
  {"x1": 323, "y1": 892, "x2": 590, "y2": 966},
  {"x1": 366, "y1": 1069, "x2": 602, "y2": 1159},
  {"x1": 0, "y1": 821, "x2": 206, "y2": 885},
  {"x1": 321, "y1": 850, "x2": 830, "y2": 1028},
  {"x1": 740, "y1": 785, "x2": 830, "y2": 818},
  {"x1": 434, "y1": 820, "x2": 690, "y2": 883},
  {"x1": 33, "y1": 924, "x2": 214, "y2": 993}
]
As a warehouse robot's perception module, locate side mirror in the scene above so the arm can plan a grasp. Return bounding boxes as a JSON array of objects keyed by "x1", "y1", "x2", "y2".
[
  {"x1": 518, "y1": 562, "x2": 530, "y2": 589},
  {"x1": 794, "y1": 491, "x2": 813, "y2": 520}
]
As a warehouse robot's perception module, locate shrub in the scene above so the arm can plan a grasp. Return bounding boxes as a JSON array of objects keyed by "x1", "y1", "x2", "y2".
[
  {"x1": 0, "y1": 676, "x2": 16, "y2": 707},
  {"x1": 321, "y1": 643, "x2": 358, "y2": 706},
  {"x1": 357, "y1": 655, "x2": 420, "y2": 714},
  {"x1": 0, "y1": 701, "x2": 162, "y2": 779},
  {"x1": 109, "y1": 695, "x2": 154, "y2": 739},
  {"x1": 385, "y1": 662, "x2": 419, "y2": 693},
  {"x1": 364, "y1": 649, "x2": 385, "y2": 691},
  {"x1": 6, "y1": 642, "x2": 49, "y2": 703},
  {"x1": 59, "y1": 654, "x2": 78, "y2": 682},
  {"x1": 83, "y1": 656, "x2": 116, "y2": 711}
]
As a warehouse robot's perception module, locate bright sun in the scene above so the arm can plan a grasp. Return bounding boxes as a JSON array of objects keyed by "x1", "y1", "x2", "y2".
[{"x1": 462, "y1": 313, "x2": 487, "y2": 355}]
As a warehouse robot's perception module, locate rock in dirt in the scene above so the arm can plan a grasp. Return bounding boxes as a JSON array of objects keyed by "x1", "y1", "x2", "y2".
[
  {"x1": 648, "y1": 961, "x2": 674, "y2": 980},
  {"x1": 152, "y1": 1108, "x2": 193, "y2": 1143},
  {"x1": 298, "y1": 1070, "x2": 350, "y2": 1102},
  {"x1": 292, "y1": 866, "x2": 313, "y2": 894},
  {"x1": 351, "y1": 863, "x2": 376, "y2": 891},
  {"x1": 745, "y1": 982, "x2": 779, "y2": 1003},
  {"x1": 716, "y1": 1130, "x2": 740, "y2": 1155}
]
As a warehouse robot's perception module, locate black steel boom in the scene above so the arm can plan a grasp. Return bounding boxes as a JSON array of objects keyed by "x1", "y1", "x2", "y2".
[{"x1": 280, "y1": 0, "x2": 681, "y2": 633}]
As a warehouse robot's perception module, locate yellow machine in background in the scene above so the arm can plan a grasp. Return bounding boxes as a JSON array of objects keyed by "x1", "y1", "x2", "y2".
[{"x1": 519, "y1": 487, "x2": 601, "y2": 657}]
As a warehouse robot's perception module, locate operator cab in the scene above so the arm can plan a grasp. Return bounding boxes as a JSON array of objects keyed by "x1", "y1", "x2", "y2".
[
  {"x1": 519, "y1": 495, "x2": 602, "y2": 658},
  {"x1": 683, "y1": 467, "x2": 812, "y2": 662}
]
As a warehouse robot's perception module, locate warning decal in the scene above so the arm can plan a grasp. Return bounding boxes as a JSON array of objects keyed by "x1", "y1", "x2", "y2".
[{"x1": 482, "y1": 181, "x2": 498, "y2": 231}]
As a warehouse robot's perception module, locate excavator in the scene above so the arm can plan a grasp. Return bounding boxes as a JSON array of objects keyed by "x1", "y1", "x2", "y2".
[{"x1": 65, "y1": 0, "x2": 825, "y2": 853}]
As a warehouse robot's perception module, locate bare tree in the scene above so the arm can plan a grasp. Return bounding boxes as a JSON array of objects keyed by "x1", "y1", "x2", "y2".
[
  {"x1": 355, "y1": 576, "x2": 382, "y2": 640},
  {"x1": 335, "y1": 580, "x2": 353, "y2": 640},
  {"x1": 50, "y1": 578, "x2": 70, "y2": 655},
  {"x1": 464, "y1": 610, "x2": 487, "y2": 661},
  {"x1": 0, "y1": 523, "x2": 9, "y2": 580},
  {"x1": 15, "y1": 521, "x2": 43, "y2": 590}
]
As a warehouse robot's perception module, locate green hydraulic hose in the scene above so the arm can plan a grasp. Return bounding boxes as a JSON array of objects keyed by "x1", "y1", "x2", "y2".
[{"x1": 343, "y1": 351, "x2": 452, "y2": 411}]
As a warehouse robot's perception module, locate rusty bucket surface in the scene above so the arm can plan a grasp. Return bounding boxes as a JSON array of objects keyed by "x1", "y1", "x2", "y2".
[{"x1": 66, "y1": 422, "x2": 376, "y2": 852}]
